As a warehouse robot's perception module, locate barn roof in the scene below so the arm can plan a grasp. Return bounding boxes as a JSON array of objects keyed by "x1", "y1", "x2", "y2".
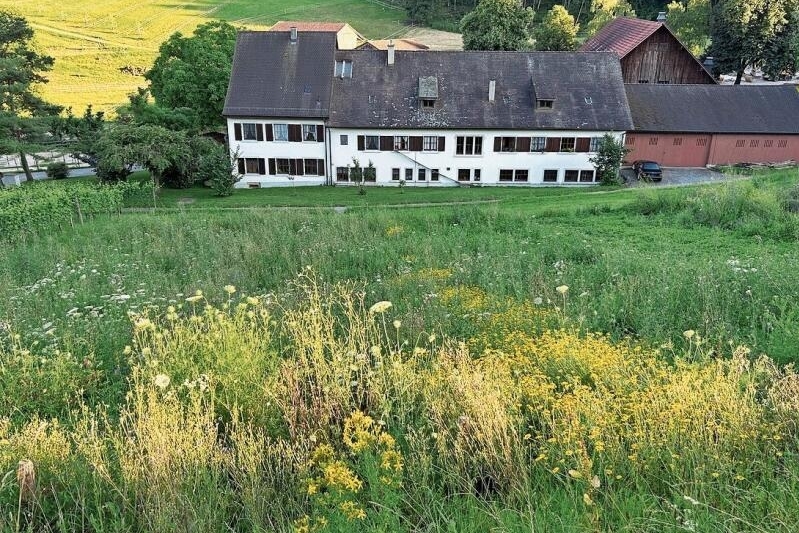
[
  {"x1": 580, "y1": 17, "x2": 662, "y2": 57},
  {"x1": 328, "y1": 50, "x2": 634, "y2": 130},
  {"x1": 223, "y1": 31, "x2": 336, "y2": 118},
  {"x1": 625, "y1": 84, "x2": 799, "y2": 134}
]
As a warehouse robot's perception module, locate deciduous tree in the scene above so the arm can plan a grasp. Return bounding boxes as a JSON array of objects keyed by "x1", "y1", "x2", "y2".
[
  {"x1": 461, "y1": 0, "x2": 535, "y2": 51},
  {"x1": 585, "y1": 0, "x2": 636, "y2": 37},
  {"x1": 534, "y1": 5, "x2": 579, "y2": 51},
  {"x1": 665, "y1": 0, "x2": 711, "y2": 56}
]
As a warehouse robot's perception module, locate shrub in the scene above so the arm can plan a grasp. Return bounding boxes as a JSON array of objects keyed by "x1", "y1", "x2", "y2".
[{"x1": 45, "y1": 161, "x2": 70, "y2": 180}]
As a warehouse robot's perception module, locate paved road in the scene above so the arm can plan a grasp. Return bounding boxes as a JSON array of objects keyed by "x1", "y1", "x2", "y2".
[{"x1": 0, "y1": 167, "x2": 96, "y2": 187}]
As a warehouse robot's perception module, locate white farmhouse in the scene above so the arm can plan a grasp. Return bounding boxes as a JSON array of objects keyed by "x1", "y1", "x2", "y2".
[{"x1": 223, "y1": 27, "x2": 634, "y2": 188}]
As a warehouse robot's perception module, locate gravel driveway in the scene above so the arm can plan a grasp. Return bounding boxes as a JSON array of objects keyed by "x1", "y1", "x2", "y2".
[{"x1": 620, "y1": 167, "x2": 733, "y2": 187}]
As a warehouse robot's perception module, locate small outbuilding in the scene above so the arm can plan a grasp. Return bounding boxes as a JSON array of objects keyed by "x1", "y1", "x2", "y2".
[
  {"x1": 624, "y1": 84, "x2": 799, "y2": 167},
  {"x1": 580, "y1": 17, "x2": 715, "y2": 85}
]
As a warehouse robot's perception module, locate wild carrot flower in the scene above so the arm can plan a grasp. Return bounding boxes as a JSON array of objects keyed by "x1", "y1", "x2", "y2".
[
  {"x1": 556, "y1": 285, "x2": 569, "y2": 295},
  {"x1": 154, "y1": 374, "x2": 171, "y2": 389},
  {"x1": 369, "y1": 301, "x2": 392, "y2": 314}
]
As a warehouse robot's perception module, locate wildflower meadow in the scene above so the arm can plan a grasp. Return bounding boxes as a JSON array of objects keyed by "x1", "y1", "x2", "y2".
[{"x1": 2, "y1": 170, "x2": 799, "y2": 531}]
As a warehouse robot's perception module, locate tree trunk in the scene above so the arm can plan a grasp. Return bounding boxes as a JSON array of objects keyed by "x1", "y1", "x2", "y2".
[
  {"x1": 734, "y1": 68, "x2": 744, "y2": 85},
  {"x1": 19, "y1": 151, "x2": 34, "y2": 182}
]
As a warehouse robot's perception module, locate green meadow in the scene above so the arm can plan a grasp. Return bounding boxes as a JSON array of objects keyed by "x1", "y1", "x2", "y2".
[{"x1": 11, "y1": 0, "x2": 407, "y2": 114}]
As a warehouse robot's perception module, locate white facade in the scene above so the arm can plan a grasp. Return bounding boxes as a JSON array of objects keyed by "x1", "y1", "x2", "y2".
[{"x1": 228, "y1": 118, "x2": 623, "y2": 188}]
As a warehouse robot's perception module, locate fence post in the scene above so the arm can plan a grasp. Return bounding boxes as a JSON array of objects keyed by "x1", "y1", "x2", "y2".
[{"x1": 75, "y1": 196, "x2": 84, "y2": 225}]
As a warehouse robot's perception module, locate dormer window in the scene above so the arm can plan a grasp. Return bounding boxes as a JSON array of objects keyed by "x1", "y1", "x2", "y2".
[
  {"x1": 537, "y1": 99, "x2": 554, "y2": 109},
  {"x1": 334, "y1": 60, "x2": 352, "y2": 78},
  {"x1": 418, "y1": 76, "x2": 438, "y2": 111},
  {"x1": 421, "y1": 99, "x2": 435, "y2": 109}
]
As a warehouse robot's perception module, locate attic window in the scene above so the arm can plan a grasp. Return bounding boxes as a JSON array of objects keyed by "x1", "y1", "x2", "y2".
[
  {"x1": 418, "y1": 76, "x2": 438, "y2": 110},
  {"x1": 421, "y1": 99, "x2": 435, "y2": 109},
  {"x1": 334, "y1": 60, "x2": 352, "y2": 78},
  {"x1": 537, "y1": 99, "x2": 554, "y2": 110}
]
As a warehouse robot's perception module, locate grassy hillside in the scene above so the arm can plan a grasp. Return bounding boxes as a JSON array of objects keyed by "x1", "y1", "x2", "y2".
[{"x1": 11, "y1": 0, "x2": 407, "y2": 114}]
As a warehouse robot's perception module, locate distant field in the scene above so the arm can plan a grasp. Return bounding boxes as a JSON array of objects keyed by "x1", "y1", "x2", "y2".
[{"x1": 8, "y1": 0, "x2": 408, "y2": 114}]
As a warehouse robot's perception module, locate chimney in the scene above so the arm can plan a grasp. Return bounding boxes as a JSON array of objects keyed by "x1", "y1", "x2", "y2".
[
  {"x1": 290, "y1": 26, "x2": 298, "y2": 43},
  {"x1": 656, "y1": 11, "x2": 667, "y2": 23},
  {"x1": 387, "y1": 39, "x2": 395, "y2": 66},
  {"x1": 488, "y1": 79, "x2": 496, "y2": 102}
]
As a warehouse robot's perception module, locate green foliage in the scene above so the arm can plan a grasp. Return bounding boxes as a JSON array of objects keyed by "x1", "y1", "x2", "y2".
[
  {"x1": 206, "y1": 145, "x2": 240, "y2": 197},
  {"x1": 589, "y1": 134, "x2": 629, "y2": 185},
  {"x1": 534, "y1": 5, "x2": 579, "y2": 51},
  {"x1": 45, "y1": 161, "x2": 69, "y2": 179},
  {"x1": 666, "y1": 0, "x2": 711, "y2": 56},
  {"x1": 708, "y1": 0, "x2": 797, "y2": 83},
  {"x1": 349, "y1": 158, "x2": 364, "y2": 185},
  {"x1": 461, "y1": 0, "x2": 535, "y2": 51},
  {"x1": 145, "y1": 21, "x2": 237, "y2": 131},
  {"x1": 118, "y1": 87, "x2": 200, "y2": 132},
  {"x1": 586, "y1": 0, "x2": 636, "y2": 36}
]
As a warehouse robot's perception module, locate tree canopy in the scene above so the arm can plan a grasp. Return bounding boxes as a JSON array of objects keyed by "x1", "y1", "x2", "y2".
[
  {"x1": 665, "y1": 0, "x2": 711, "y2": 56},
  {"x1": 0, "y1": 10, "x2": 61, "y2": 182},
  {"x1": 461, "y1": 0, "x2": 535, "y2": 51},
  {"x1": 145, "y1": 21, "x2": 237, "y2": 131},
  {"x1": 585, "y1": 0, "x2": 636, "y2": 36},
  {"x1": 534, "y1": 5, "x2": 579, "y2": 51}
]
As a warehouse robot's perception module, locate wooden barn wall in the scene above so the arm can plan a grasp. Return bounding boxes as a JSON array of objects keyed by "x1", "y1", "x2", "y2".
[{"x1": 621, "y1": 28, "x2": 714, "y2": 84}]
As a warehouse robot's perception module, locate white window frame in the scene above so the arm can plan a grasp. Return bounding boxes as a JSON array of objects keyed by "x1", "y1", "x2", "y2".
[
  {"x1": 423, "y1": 136, "x2": 438, "y2": 151},
  {"x1": 273, "y1": 124, "x2": 288, "y2": 142},
  {"x1": 364, "y1": 135, "x2": 379, "y2": 151},
  {"x1": 242, "y1": 123, "x2": 258, "y2": 141},
  {"x1": 302, "y1": 124, "x2": 317, "y2": 142}
]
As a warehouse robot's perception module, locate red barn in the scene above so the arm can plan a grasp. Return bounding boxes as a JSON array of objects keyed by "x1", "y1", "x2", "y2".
[
  {"x1": 580, "y1": 17, "x2": 715, "y2": 85},
  {"x1": 624, "y1": 84, "x2": 799, "y2": 167}
]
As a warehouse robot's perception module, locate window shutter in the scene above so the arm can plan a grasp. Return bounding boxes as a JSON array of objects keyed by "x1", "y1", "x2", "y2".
[
  {"x1": 493, "y1": 137, "x2": 502, "y2": 152},
  {"x1": 357, "y1": 135, "x2": 365, "y2": 150},
  {"x1": 237, "y1": 158, "x2": 245, "y2": 174},
  {"x1": 316, "y1": 125, "x2": 325, "y2": 142},
  {"x1": 380, "y1": 136, "x2": 393, "y2": 151},
  {"x1": 289, "y1": 159, "x2": 297, "y2": 175},
  {"x1": 234, "y1": 123, "x2": 242, "y2": 141},
  {"x1": 258, "y1": 158, "x2": 266, "y2": 175},
  {"x1": 576, "y1": 137, "x2": 590, "y2": 152},
  {"x1": 410, "y1": 136, "x2": 423, "y2": 152},
  {"x1": 438, "y1": 136, "x2": 445, "y2": 151},
  {"x1": 296, "y1": 159, "x2": 305, "y2": 176},
  {"x1": 265, "y1": 124, "x2": 273, "y2": 141},
  {"x1": 516, "y1": 137, "x2": 531, "y2": 152},
  {"x1": 545, "y1": 137, "x2": 561, "y2": 152},
  {"x1": 288, "y1": 124, "x2": 302, "y2": 142},
  {"x1": 268, "y1": 158, "x2": 276, "y2": 175},
  {"x1": 256, "y1": 124, "x2": 264, "y2": 141},
  {"x1": 317, "y1": 159, "x2": 325, "y2": 176}
]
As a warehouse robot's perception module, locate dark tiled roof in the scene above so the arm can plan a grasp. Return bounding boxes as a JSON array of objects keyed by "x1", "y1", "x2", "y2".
[
  {"x1": 223, "y1": 31, "x2": 336, "y2": 118},
  {"x1": 625, "y1": 84, "x2": 799, "y2": 134},
  {"x1": 580, "y1": 17, "x2": 661, "y2": 57},
  {"x1": 328, "y1": 50, "x2": 633, "y2": 130}
]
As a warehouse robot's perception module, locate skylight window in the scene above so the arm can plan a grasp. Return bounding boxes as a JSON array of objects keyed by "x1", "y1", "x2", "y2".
[{"x1": 334, "y1": 60, "x2": 352, "y2": 78}]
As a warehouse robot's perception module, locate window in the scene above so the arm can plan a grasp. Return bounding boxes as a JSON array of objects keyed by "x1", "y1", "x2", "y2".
[
  {"x1": 499, "y1": 169, "x2": 513, "y2": 182},
  {"x1": 431, "y1": 169, "x2": 440, "y2": 181},
  {"x1": 750, "y1": 139, "x2": 759, "y2": 148},
  {"x1": 334, "y1": 60, "x2": 352, "y2": 78},
  {"x1": 336, "y1": 167, "x2": 349, "y2": 182},
  {"x1": 244, "y1": 158, "x2": 264, "y2": 174},
  {"x1": 394, "y1": 136, "x2": 409, "y2": 151},
  {"x1": 537, "y1": 99, "x2": 554, "y2": 109},
  {"x1": 304, "y1": 159, "x2": 318, "y2": 175},
  {"x1": 421, "y1": 99, "x2": 435, "y2": 109},
  {"x1": 625, "y1": 136, "x2": 635, "y2": 146},
  {"x1": 392, "y1": 168, "x2": 400, "y2": 181},
  {"x1": 736, "y1": 139, "x2": 746, "y2": 148},
  {"x1": 405, "y1": 168, "x2": 413, "y2": 181},
  {"x1": 590, "y1": 137, "x2": 601, "y2": 152},
  {"x1": 242, "y1": 123, "x2": 258, "y2": 141},
  {"x1": 649, "y1": 137, "x2": 659, "y2": 146},
  {"x1": 500, "y1": 137, "x2": 516, "y2": 152},
  {"x1": 560, "y1": 138, "x2": 576, "y2": 152},
  {"x1": 423, "y1": 136, "x2": 438, "y2": 151},
  {"x1": 418, "y1": 168, "x2": 427, "y2": 181},
  {"x1": 365, "y1": 135, "x2": 379, "y2": 150},
  {"x1": 474, "y1": 169, "x2": 481, "y2": 181},
  {"x1": 764, "y1": 140, "x2": 774, "y2": 148},
  {"x1": 673, "y1": 137, "x2": 683, "y2": 146},
  {"x1": 458, "y1": 169, "x2": 471, "y2": 182},
  {"x1": 778, "y1": 140, "x2": 788, "y2": 148},
  {"x1": 531, "y1": 137, "x2": 546, "y2": 152},
  {"x1": 276, "y1": 158, "x2": 291, "y2": 175},
  {"x1": 579, "y1": 170, "x2": 595, "y2": 182},
  {"x1": 456, "y1": 136, "x2": 482, "y2": 155},
  {"x1": 340, "y1": 134, "x2": 348, "y2": 145},
  {"x1": 514, "y1": 170, "x2": 529, "y2": 182},
  {"x1": 302, "y1": 124, "x2": 317, "y2": 142},
  {"x1": 543, "y1": 169, "x2": 558, "y2": 182},
  {"x1": 696, "y1": 138, "x2": 708, "y2": 147},
  {"x1": 273, "y1": 124, "x2": 288, "y2": 142},
  {"x1": 564, "y1": 170, "x2": 579, "y2": 182}
]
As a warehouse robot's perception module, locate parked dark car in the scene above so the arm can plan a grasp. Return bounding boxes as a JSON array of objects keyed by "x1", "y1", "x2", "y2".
[{"x1": 633, "y1": 160, "x2": 663, "y2": 181}]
